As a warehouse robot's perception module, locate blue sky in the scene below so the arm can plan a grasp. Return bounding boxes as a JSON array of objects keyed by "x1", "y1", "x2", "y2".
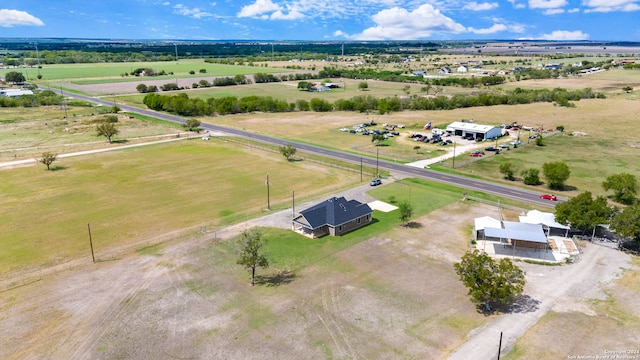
[{"x1": 1, "y1": 0, "x2": 639, "y2": 41}]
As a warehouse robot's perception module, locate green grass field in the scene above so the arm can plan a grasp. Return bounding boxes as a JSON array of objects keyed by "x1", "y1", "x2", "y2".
[
  {"x1": 0, "y1": 139, "x2": 362, "y2": 275},
  {"x1": 0, "y1": 59, "x2": 284, "y2": 83}
]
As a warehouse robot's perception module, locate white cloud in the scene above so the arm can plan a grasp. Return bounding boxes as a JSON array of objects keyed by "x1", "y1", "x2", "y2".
[
  {"x1": 173, "y1": 4, "x2": 213, "y2": 18},
  {"x1": 537, "y1": 30, "x2": 590, "y2": 39},
  {"x1": 507, "y1": 0, "x2": 528, "y2": 8},
  {"x1": 463, "y1": 2, "x2": 499, "y2": 11},
  {"x1": 468, "y1": 21, "x2": 525, "y2": 34},
  {"x1": 333, "y1": 30, "x2": 349, "y2": 37},
  {"x1": 0, "y1": 9, "x2": 44, "y2": 27},
  {"x1": 583, "y1": 0, "x2": 640, "y2": 12},
  {"x1": 529, "y1": 0, "x2": 567, "y2": 8},
  {"x1": 238, "y1": 0, "x2": 281, "y2": 17},
  {"x1": 270, "y1": 8, "x2": 304, "y2": 20},
  {"x1": 468, "y1": 23, "x2": 507, "y2": 34},
  {"x1": 351, "y1": 4, "x2": 466, "y2": 40},
  {"x1": 568, "y1": 7, "x2": 580, "y2": 12},
  {"x1": 544, "y1": 8, "x2": 565, "y2": 13}
]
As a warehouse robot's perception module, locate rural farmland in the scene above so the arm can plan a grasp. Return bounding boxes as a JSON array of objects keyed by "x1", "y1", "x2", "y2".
[{"x1": 1, "y1": 39, "x2": 640, "y2": 359}]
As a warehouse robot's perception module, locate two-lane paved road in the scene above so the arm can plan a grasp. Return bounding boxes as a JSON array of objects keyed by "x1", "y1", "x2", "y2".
[{"x1": 63, "y1": 91, "x2": 561, "y2": 208}]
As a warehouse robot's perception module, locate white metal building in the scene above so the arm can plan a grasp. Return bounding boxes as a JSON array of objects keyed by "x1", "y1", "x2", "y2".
[{"x1": 446, "y1": 121, "x2": 502, "y2": 140}]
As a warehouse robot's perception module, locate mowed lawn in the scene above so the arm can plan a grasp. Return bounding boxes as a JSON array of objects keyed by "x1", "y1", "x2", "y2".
[{"x1": 0, "y1": 139, "x2": 361, "y2": 275}]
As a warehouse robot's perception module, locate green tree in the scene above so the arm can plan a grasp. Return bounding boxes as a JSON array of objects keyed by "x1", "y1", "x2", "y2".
[
  {"x1": 499, "y1": 162, "x2": 517, "y2": 181},
  {"x1": 454, "y1": 250, "x2": 525, "y2": 312},
  {"x1": 555, "y1": 191, "x2": 612, "y2": 235},
  {"x1": 183, "y1": 118, "x2": 201, "y2": 132},
  {"x1": 535, "y1": 136, "x2": 544, "y2": 146},
  {"x1": 236, "y1": 229, "x2": 269, "y2": 286},
  {"x1": 521, "y1": 168, "x2": 540, "y2": 185},
  {"x1": 37, "y1": 152, "x2": 58, "y2": 171},
  {"x1": 104, "y1": 115, "x2": 118, "y2": 123},
  {"x1": 309, "y1": 98, "x2": 332, "y2": 112},
  {"x1": 278, "y1": 144, "x2": 297, "y2": 160},
  {"x1": 610, "y1": 203, "x2": 640, "y2": 242},
  {"x1": 136, "y1": 83, "x2": 148, "y2": 93},
  {"x1": 297, "y1": 81, "x2": 312, "y2": 91},
  {"x1": 398, "y1": 200, "x2": 413, "y2": 226},
  {"x1": 358, "y1": 81, "x2": 369, "y2": 91},
  {"x1": 96, "y1": 122, "x2": 119, "y2": 143},
  {"x1": 623, "y1": 86, "x2": 633, "y2": 93},
  {"x1": 542, "y1": 161, "x2": 570, "y2": 190},
  {"x1": 5, "y1": 71, "x2": 25, "y2": 84},
  {"x1": 602, "y1": 173, "x2": 638, "y2": 205},
  {"x1": 371, "y1": 133, "x2": 386, "y2": 145}
]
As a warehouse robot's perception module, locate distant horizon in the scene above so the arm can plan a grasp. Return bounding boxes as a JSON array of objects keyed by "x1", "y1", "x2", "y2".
[
  {"x1": 0, "y1": 38, "x2": 639, "y2": 45},
  {"x1": 1, "y1": 1, "x2": 639, "y2": 42}
]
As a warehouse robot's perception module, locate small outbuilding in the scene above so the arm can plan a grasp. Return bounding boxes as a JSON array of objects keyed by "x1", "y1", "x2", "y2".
[
  {"x1": 292, "y1": 197, "x2": 373, "y2": 238},
  {"x1": 0, "y1": 89, "x2": 34, "y2": 97}
]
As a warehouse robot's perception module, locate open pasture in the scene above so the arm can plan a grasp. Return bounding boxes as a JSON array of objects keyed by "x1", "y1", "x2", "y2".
[
  {"x1": 0, "y1": 139, "x2": 361, "y2": 276},
  {"x1": 0, "y1": 107, "x2": 182, "y2": 161},
  {"x1": 0, "y1": 181, "x2": 493, "y2": 359},
  {"x1": 501, "y1": 68, "x2": 640, "y2": 94},
  {"x1": 0, "y1": 59, "x2": 284, "y2": 83}
]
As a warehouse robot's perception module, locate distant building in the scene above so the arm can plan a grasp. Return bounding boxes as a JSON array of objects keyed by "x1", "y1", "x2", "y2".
[
  {"x1": 0, "y1": 89, "x2": 34, "y2": 97},
  {"x1": 457, "y1": 65, "x2": 468, "y2": 73}
]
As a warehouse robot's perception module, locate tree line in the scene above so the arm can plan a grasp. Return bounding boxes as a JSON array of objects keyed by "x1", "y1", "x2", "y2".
[
  {"x1": 142, "y1": 86, "x2": 602, "y2": 117},
  {"x1": 318, "y1": 67, "x2": 507, "y2": 88}
]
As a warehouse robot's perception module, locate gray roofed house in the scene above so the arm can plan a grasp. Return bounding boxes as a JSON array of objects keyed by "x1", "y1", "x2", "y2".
[{"x1": 292, "y1": 196, "x2": 373, "y2": 238}]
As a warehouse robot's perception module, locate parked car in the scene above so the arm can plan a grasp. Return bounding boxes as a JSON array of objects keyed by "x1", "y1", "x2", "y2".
[
  {"x1": 499, "y1": 144, "x2": 509, "y2": 149},
  {"x1": 471, "y1": 150, "x2": 485, "y2": 155},
  {"x1": 485, "y1": 146, "x2": 499, "y2": 152},
  {"x1": 470, "y1": 152, "x2": 483, "y2": 157},
  {"x1": 369, "y1": 178, "x2": 382, "y2": 186},
  {"x1": 445, "y1": 139, "x2": 453, "y2": 144},
  {"x1": 540, "y1": 194, "x2": 557, "y2": 201}
]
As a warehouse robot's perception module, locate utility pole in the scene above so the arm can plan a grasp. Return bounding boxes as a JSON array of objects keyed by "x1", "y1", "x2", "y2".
[
  {"x1": 360, "y1": 157, "x2": 363, "y2": 182},
  {"x1": 376, "y1": 147, "x2": 379, "y2": 178},
  {"x1": 497, "y1": 331, "x2": 503, "y2": 359},
  {"x1": 452, "y1": 141, "x2": 456, "y2": 169},
  {"x1": 175, "y1": 43, "x2": 179, "y2": 63},
  {"x1": 271, "y1": 43, "x2": 274, "y2": 62},
  {"x1": 292, "y1": 190, "x2": 295, "y2": 217},
  {"x1": 60, "y1": 86, "x2": 67, "y2": 118},
  {"x1": 266, "y1": 174, "x2": 270, "y2": 210},
  {"x1": 87, "y1": 223, "x2": 95, "y2": 263}
]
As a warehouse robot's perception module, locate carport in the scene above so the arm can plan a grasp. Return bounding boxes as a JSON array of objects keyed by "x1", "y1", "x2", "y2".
[{"x1": 484, "y1": 221, "x2": 549, "y2": 253}]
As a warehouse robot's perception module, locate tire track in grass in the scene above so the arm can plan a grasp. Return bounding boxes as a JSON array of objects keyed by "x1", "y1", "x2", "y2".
[{"x1": 68, "y1": 262, "x2": 162, "y2": 359}]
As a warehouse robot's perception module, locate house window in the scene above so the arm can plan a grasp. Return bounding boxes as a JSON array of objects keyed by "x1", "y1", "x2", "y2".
[
  {"x1": 367, "y1": 215, "x2": 371, "y2": 221},
  {"x1": 338, "y1": 225, "x2": 342, "y2": 231},
  {"x1": 357, "y1": 218, "x2": 361, "y2": 224}
]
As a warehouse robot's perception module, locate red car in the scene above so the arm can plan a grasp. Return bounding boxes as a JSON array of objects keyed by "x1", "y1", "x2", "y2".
[
  {"x1": 470, "y1": 152, "x2": 483, "y2": 157},
  {"x1": 540, "y1": 194, "x2": 557, "y2": 201}
]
